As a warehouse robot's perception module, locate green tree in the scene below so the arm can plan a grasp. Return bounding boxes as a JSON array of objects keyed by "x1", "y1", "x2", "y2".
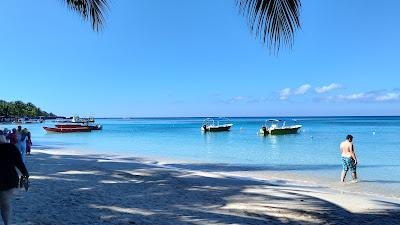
[
  {"x1": 0, "y1": 100, "x2": 56, "y2": 117},
  {"x1": 0, "y1": 100, "x2": 10, "y2": 116}
]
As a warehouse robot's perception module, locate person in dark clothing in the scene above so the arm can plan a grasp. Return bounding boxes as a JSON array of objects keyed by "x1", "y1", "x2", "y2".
[
  {"x1": 0, "y1": 134, "x2": 29, "y2": 225},
  {"x1": 26, "y1": 131, "x2": 32, "y2": 155}
]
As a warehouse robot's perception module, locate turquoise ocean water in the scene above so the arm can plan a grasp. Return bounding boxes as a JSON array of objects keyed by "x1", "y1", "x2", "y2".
[{"x1": 2, "y1": 117, "x2": 400, "y2": 197}]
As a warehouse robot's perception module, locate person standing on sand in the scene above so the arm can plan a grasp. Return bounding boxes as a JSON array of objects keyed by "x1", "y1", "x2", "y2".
[
  {"x1": 340, "y1": 135, "x2": 358, "y2": 182},
  {"x1": 5, "y1": 129, "x2": 17, "y2": 145},
  {"x1": 18, "y1": 129, "x2": 28, "y2": 164},
  {"x1": 0, "y1": 131, "x2": 29, "y2": 225},
  {"x1": 16, "y1": 126, "x2": 22, "y2": 151},
  {"x1": 26, "y1": 131, "x2": 32, "y2": 155}
]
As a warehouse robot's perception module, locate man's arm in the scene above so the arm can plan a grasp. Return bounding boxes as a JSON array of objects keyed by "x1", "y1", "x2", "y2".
[{"x1": 350, "y1": 144, "x2": 357, "y2": 165}]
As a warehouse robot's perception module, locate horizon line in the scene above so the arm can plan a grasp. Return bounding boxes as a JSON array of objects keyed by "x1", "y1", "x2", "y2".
[{"x1": 91, "y1": 115, "x2": 400, "y2": 119}]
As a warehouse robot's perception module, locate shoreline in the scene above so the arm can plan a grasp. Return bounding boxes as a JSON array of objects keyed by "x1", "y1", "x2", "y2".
[
  {"x1": 36, "y1": 148, "x2": 400, "y2": 201},
  {"x1": 11, "y1": 147, "x2": 400, "y2": 224},
  {"x1": 33, "y1": 147, "x2": 400, "y2": 200}
]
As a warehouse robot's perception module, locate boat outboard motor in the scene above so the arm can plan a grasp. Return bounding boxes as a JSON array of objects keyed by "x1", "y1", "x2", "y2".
[
  {"x1": 262, "y1": 126, "x2": 267, "y2": 135},
  {"x1": 203, "y1": 125, "x2": 207, "y2": 132}
]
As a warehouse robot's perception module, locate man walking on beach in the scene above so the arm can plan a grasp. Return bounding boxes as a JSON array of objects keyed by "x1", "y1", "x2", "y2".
[{"x1": 340, "y1": 135, "x2": 358, "y2": 182}]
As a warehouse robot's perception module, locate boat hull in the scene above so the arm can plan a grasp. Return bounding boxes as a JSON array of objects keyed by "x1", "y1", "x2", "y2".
[
  {"x1": 202, "y1": 124, "x2": 232, "y2": 132},
  {"x1": 89, "y1": 125, "x2": 102, "y2": 130},
  {"x1": 55, "y1": 124, "x2": 102, "y2": 130},
  {"x1": 43, "y1": 126, "x2": 91, "y2": 133},
  {"x1": 260, "y1": 126, "x2": 302, "y2": 135}
]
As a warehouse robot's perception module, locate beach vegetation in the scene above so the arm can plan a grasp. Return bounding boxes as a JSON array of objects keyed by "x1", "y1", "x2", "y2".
[{"x1": 0, "y1": 100, "x2": 56, "y2": 117}]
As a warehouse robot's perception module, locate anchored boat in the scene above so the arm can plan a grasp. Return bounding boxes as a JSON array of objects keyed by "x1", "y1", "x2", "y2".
[
  {"x1": 201, "y1": 118, "x2": 233, "y2": 132},
  {"x1": 55, "y1": 124, "x2": 102, "y2": 130},
  {"x1": 43, "y1": 126, "x2": 92, "y2": 133},
  {"x1": 259, "y1": 119, "x2": 302, "y2": 135},
  {"x1": 55, "y1": 116, "x2": 102, "y2": 130}
]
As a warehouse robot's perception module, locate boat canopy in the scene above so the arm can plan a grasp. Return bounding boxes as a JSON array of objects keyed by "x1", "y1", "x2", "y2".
[
  {"x1": 267, "y1": 119, "x2": 300, "y2": 122},
  {"x1": 203, "y1": 117, "x2": 231, "y2": 126},
  {"x1": 267, "y1": 119, "x2": 282, "y2": 122}
]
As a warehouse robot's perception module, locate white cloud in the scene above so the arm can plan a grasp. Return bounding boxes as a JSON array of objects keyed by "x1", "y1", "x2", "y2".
[
  {"x1": 336, "y1": 93, "x2": 368, "y2": 101},
  {"x1": 375, "y1": 92, "x2": 400, "y2": 101},
  {"x1": 219, "y1": 88, "x2": 400, "y2": 104},
  {"x1": 327, "y1": 90, "x2": 400, "y2": 102},
  {"x1": 315, "y1": 83, "x2": 342, "y2": 94},
  {"x1": 217, "y1": 96, "x2": 273, "y2": 104},
  {"x1": 232, "y1": 96, "x2": 246, "y2": 101},
  {"x1": 294, "y1": 84, "x2": 311, "y2": 95},
  {"x1": 217, "y1": 96, "x2": 247, "y2": 104},
  {"x1": 279, "y1": 88, "x2": 291, "y2": 100},
  {"x1": 279, "y1": 84, "x2": 311, "y2": 100}
]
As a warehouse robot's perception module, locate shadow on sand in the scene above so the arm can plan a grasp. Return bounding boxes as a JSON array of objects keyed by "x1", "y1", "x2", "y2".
[{"x1": 13, "y1": 153, "x2": 400, "y2": 225}]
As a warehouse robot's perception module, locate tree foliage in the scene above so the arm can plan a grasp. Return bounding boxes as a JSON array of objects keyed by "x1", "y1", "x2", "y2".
[
  {"x1": 65, "y1": 0, "x2": 109, "y2": 31},
  {"x1": 0, "y1": 100, "x2": 56, "y2": 117},
  {"x1": 237, "y1": 0, "x2": 301, "y2": 52},
  {"x1": 63, "y1": 0, "x2": 301, "y2": 52}
]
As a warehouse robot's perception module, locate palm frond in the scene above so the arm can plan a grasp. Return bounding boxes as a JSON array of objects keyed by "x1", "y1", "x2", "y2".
[
  {"x1": 237, "y1": 0, "x2": 301, "y2": 53},
  {"x1": 65, "y1": 0, "x2": 109, "y2": 31}
]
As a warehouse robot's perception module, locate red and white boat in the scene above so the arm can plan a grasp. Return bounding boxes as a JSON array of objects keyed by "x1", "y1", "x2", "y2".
[
  {"x1": 55, "y1": 116, "x2": 102, "y2": 130},
  {"x1": 55, "y1": 124, "x2": 102, "y2": 130},
  {"x1": 43, "y1": 126, "x2": 92, "y2": 133}
]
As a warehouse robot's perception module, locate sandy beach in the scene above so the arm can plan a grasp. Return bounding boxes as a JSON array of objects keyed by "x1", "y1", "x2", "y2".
[
  {"x1": 9, "y1": 148, "x2": 400, "y2": 225},
  {"x1": 3, "y1": 0, "x2": 400, "y2": 224}
]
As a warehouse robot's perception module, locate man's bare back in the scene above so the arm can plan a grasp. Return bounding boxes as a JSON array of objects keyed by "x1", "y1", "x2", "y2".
[{"x1": 340, "y1": 140, "x2": 353, "y2": 158}]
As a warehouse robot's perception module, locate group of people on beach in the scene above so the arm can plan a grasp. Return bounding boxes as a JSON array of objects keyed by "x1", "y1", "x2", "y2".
[
  {"x1": 1, "y1": 126, "x2": 32, "y2": 163},
  {"x1": 0, "y1": 126, "x2": 30, "y2": 225}
]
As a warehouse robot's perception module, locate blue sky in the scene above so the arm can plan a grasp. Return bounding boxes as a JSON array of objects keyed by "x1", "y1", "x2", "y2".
[{"x1": 1, "y1": 0, "x2": 399, "y2": 117}]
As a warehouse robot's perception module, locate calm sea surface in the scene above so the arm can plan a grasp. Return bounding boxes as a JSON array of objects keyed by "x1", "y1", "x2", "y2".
[{"x1": 2, "y1": 117, "x2": 400, "y2": 197}]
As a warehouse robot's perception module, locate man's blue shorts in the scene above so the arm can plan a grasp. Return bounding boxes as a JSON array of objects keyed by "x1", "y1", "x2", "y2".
[{"x1": 342, "y1": 157, "x2": 356, "y2": 173}]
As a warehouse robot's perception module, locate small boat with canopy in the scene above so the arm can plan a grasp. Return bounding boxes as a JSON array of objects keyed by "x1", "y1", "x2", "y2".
[
  {"x1": 201, "y1": 118, "x2": 233, "y2": 132},
  {"x1": 55, "y1": 116, "x2": 102, "y2": 130},
  {"x1": 259, "y1": 119, "x2": 302, "y2": 135}
]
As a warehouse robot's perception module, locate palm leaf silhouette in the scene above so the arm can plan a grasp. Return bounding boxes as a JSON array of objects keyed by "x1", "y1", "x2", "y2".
[
  {"x1": 63, "y1": 0, "x2": 301, "y2": 51},
  {"x1": 237, "y1": 0, "x2": 301, "y2": 52},
  {"x1": 65, "y1": 0, "x2": 109, "y2": 31}
]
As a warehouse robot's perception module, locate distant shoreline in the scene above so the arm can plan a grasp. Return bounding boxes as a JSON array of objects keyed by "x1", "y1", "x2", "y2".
[{"x1": 93, "y1": 115, "x2": 400, "y2": 119}]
